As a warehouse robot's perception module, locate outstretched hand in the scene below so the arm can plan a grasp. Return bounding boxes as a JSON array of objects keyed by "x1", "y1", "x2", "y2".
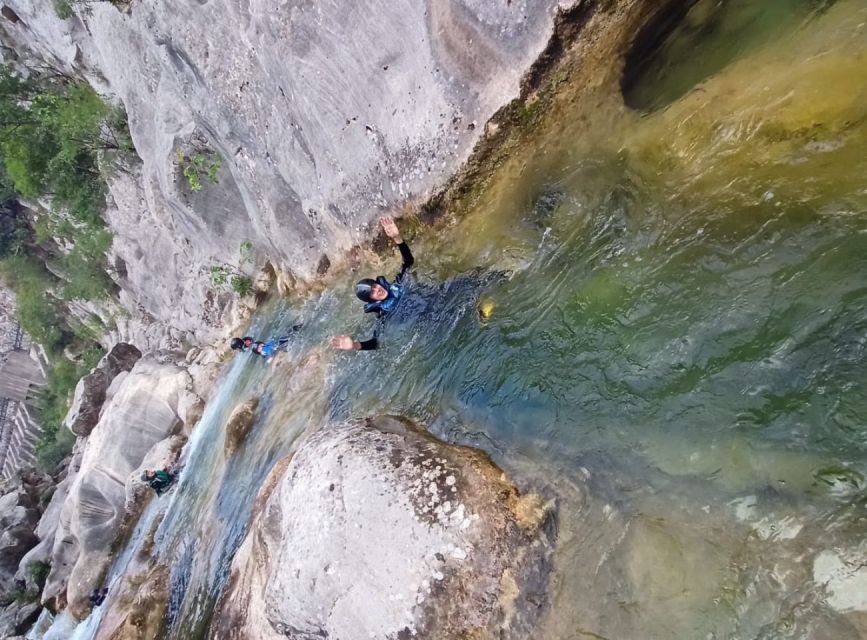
[
  {"x1": 380, "y1": 216, "x2": 402, "y2": 244},
  {"x1": 330, "y1": 335, "x2": 356, "y2": 350}
]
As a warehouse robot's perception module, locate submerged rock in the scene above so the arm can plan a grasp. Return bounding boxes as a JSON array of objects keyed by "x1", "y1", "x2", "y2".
[
  {"x1": 211, "y1": 415, "x2": 554, "y2": 640},
  {"x1": 224, "y1": 399, "x2": 259, "y2": 457}
]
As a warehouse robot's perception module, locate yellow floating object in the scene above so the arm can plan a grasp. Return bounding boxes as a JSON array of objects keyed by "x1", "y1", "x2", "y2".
[{"x1": 479, "y1": 300, "x2": 496, "y2": 320}]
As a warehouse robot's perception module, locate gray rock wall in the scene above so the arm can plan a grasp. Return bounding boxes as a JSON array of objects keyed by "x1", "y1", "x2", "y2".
[{"x1": 0, "y1": 0, "x2": 576, "y2": 344}]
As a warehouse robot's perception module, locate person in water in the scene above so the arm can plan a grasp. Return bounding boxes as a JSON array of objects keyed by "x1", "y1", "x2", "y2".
[
  {"x1": 142, "y1": 468, "x2": 174, "y2": 496},
  {"x1": 89, "y1": 587, "x2": 108, "y2": 607},
  {"x1": 330, "y1": 216, "x2": 413, "y2": 351},
  {"x1": 230, "y1": 325, "x2": 303, "y2": 363}
]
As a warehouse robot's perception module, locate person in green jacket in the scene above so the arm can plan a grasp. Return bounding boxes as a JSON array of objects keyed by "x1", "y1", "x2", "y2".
[{"x1": 141, "y1": 468, "x2": 174, "y2": 495}]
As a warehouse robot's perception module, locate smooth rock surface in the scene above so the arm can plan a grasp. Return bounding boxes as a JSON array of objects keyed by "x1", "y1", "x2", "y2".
[
  {"x1": 43, "y1": 359, "x2": 191, "y2": 617},
  {"x1": 211, "y1": 415, "x2": 554, "y2": 640}
]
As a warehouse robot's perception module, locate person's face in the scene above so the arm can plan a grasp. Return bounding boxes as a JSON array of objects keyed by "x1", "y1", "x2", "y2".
[{"x1": 370, "y1": 283, "x2": 389, "y2": 301}]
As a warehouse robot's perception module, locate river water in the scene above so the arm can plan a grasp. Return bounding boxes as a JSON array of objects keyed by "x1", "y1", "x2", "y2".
[{"x1": 45, "y1": 0, "x2": 867, "y2": 638}]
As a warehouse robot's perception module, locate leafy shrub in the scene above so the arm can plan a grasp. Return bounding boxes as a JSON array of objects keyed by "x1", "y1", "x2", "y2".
[
  {"x1": 27, "y1": 561, "x2": 51, "y2": 587},
  {"x1": 176, "y1": 150, "x2": 221, "y2": 193}
]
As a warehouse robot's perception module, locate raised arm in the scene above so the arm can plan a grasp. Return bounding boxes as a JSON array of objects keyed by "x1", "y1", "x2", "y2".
[{"x1": 381, "y1": 216, "x2": 414, "y2": 282}]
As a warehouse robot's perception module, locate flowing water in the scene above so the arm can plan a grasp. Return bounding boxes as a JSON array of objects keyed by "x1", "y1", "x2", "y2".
[{"x1": 42, "y1": 0, "x2": 867, "y2": 637}]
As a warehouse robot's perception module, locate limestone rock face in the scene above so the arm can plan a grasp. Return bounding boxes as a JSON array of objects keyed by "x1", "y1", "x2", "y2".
[
  {"x1": 211, "y1": 415, "x2": 554, "y2": 640},
  {"x1": 65, "y1": 343, "x2": 142, "y2": 437},
  {"x1": 43, "y1": 359, "x2": 191, "y2": 618},
  {"x1": 0, "y1": 0, "x2": 577, "y2": 344}
]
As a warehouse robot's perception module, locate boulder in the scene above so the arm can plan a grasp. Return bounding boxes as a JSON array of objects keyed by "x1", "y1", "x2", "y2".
[
  {"x1": 0, "y1": 499, "x2": 39, "y2": 587},
  {"x1": 0, "y1": 471, "x2": 53, "y2": 593},
  {"x1": 0, "y1": 600, "x2": 41, "y2": 638},
  {"x1": 224, "y1": 399, "x2": 259, "y2": 457},
  {"x1": 65, "y1": 343, "x2": 142, "y2": 437},
  {"x1": 210, "y1": 416, "x2": 554, "y2": 640},
  {"x1": 43, "y1": 359, "x2": 190, "y2": 618}
]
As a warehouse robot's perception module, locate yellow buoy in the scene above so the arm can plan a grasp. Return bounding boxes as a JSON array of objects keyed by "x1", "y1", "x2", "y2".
[{"x1": 479, "y1": 300, "x2": 496, "y2": 321}]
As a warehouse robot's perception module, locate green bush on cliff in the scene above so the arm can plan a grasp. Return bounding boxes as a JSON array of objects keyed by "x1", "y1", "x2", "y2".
[{"x1": 26, "y1": 560, "x2": 51, "y2": 587}]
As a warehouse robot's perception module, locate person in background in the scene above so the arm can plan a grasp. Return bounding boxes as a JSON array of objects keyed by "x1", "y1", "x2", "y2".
[
  {"x1": 230, "y1": 324, "x2": 303, "y2": 364},
  {"x1": 141, "y1": 468, "x2": 174, "y2": 496},
  {"x1": 89, "y1": 586, "x2": 108, "y2": 607}
]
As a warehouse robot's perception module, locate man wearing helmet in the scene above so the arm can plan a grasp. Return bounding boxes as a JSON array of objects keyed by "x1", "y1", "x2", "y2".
[{"x1": 330, "y1": 216, "x2": 413, "y2": 351}]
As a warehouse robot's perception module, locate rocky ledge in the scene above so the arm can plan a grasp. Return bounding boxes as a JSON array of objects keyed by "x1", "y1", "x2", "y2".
[{"x1": 211, "y1": 415, "x2": 555, "y2": 640}]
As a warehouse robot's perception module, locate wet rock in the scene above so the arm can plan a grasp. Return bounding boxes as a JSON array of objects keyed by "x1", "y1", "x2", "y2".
[
  {"x1": 210, "y1": 415, "x2": 554, "y2": 640},
  {"x1": 43, "y1": 359, "x2": 190, "y2": 618},
  {"x1": 224, "y1": 399, "x2": 259, "y2": 457},
  {"x1": 65, "y1": 343, "x2": 142, "y2": 437},
  {"x1": 93, "y1": 564, "x2": 170, "y2": 640}
]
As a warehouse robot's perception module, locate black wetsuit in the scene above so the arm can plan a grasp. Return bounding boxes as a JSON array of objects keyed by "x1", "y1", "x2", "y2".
[{"x1": 357, "y1": 242, "x2": 414, "y2": 350}]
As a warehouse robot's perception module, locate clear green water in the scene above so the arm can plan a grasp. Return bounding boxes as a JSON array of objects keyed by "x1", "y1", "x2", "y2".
[{"x1": 62, "y1": 1, "x2": 867, "y2": 638}]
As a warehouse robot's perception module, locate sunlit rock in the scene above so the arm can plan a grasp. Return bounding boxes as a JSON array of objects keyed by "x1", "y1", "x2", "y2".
[{"x1": 211, "y1": 415, "x2": 554, "y2": 640}]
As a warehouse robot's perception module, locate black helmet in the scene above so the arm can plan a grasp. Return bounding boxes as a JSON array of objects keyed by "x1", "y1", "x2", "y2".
[
  {"x1": 140, "y1": 470, "x2": 149, "y2": 481},
  {"x1": 230, "y1": 337, "x2": 244, "y2": 350},
  {"x1": 355, "y1": 278, "x2": 376, "y2": 303}
]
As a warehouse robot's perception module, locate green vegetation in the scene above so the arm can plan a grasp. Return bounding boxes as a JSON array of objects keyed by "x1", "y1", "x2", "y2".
[
  {"x1": 27, "y1": 560, "x2": 51, "y2": 587},
  {"x1": 53, "y1": 0, "x2": 127, "y2": 19},
  {"x1": 0, "y1": 65, "x2": 126, "y2": 344},
  {"x1": 175, "y1": 149, "x2": 222, "y2": 193},
  {"x1": 0, "y1": 65, "x2": 129, "y2": 471},
  {"x1": 208, "y1": 241, "x2": 254, "y2": 297}
]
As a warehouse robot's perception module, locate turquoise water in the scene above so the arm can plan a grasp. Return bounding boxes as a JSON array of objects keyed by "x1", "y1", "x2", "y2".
[{"x1": 44, "y1": 0, "x2": 867, "y2": 637}]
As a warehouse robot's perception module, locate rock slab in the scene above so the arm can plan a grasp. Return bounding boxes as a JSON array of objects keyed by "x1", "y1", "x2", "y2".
[{"x1": 211, "y1": 415, "x2": 554, "y2": 640}]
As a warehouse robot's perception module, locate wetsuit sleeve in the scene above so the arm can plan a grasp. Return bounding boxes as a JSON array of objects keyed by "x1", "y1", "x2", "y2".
[
  {"x1": 394, "y1": 242, "x2": 414, "y2": 283},
  {"x1": 357, "y1": 316, "x2": 382, "y2": 350},
  {"x1": 357, "y1": 336, "x2": 378, "y2": 350}
]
